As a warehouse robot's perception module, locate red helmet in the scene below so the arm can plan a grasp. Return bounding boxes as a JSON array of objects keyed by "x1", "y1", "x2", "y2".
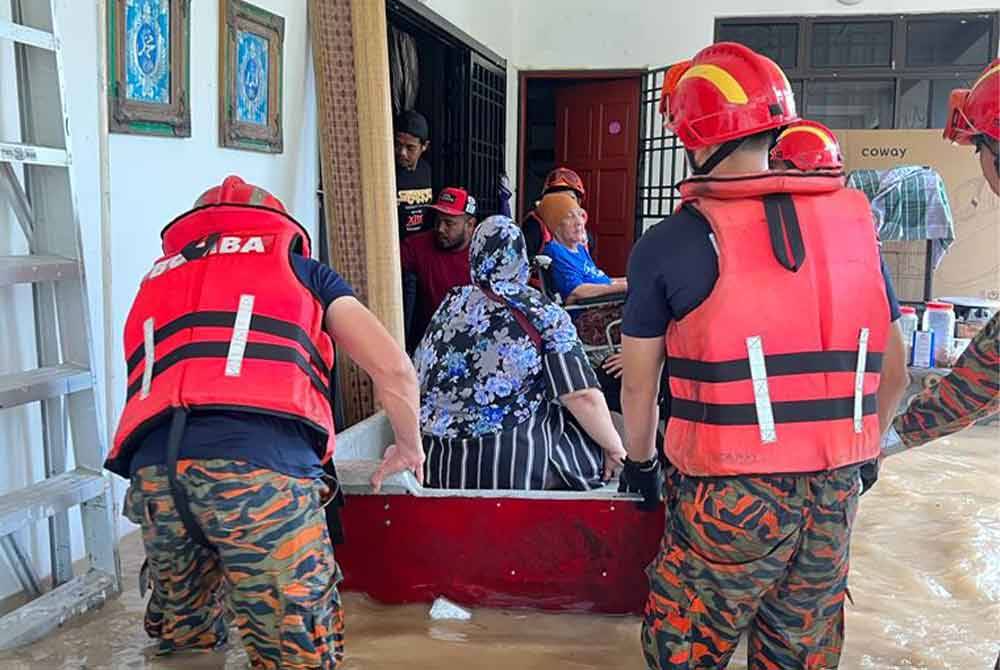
[
  {"x1": 944, "y1": 59, "x2": 999, "y2": 145},
  {"x1": 770, "y1": 120, "x2": 843, "y2": 170},
  {"x1": 543, "y1": 167, "x2": 586, "y2": 199},
  {"x1": 193, "y1": 175, "x2": 287, "y2": 213},
  {"x1": 660, "y1": 42, "x2": 798, "y2": 150}
]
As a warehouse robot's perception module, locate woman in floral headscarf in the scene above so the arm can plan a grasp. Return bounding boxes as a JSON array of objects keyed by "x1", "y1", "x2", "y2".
[{"x1": 413, "y1": 216, "x2": 626, "y2": 490}]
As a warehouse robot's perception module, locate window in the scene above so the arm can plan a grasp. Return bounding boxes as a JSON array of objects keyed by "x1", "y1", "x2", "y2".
[
  {"x1": 805, "y1": 80, "x2": 894, "y2": 129},
  {"x1": 811, "y1": 21, "x2": 892, "y2": 68},
  {"x1": 716, "y1": 23, "x2": 798, "y2": 70},
  {"x1": 715, "y1": 12, "x2": 999, "y2": 129}
]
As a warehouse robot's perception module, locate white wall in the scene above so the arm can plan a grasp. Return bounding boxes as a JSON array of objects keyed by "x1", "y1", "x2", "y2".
[
  {"x1": 0, "y1": 0, "x2": 316, "y2": 601},
  {"x1": 515, "y1": 1, "x2": 1000, "y2": 70}
]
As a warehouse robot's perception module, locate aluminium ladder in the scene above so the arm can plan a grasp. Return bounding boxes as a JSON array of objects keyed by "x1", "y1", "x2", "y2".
[{"x1": 0, "y1": 0, "x2": 120, "y2": 649}]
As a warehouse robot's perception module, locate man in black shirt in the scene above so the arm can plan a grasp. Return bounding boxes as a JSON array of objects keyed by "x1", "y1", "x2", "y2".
[{"x1": 395, "y1": 110, "x2": 433, "y2": 241}]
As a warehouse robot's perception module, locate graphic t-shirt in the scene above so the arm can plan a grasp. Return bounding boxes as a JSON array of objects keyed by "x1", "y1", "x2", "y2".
[{"x1": 397, "y1": 159, "x2": 433, "y2": 240}]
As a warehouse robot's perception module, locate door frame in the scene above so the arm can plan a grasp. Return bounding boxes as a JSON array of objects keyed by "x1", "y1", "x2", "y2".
[{"x1": 516, "y1": 69, "x2": 644, "y2": 217}]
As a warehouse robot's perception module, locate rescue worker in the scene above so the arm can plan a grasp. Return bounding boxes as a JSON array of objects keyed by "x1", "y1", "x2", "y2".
[
  {"x1": 619, "y1": 44, "x2": 909, "y2": 669},
  {"x1": 770, "y1": 119, "x2": 843, "y2": 171},
  {"x1": 522, "y1": 166, "x2": 587, "y2": 258},
  {"x1": 889, "y1": 59, "x2": 999, "y2": 450},
  {"x1": 104, "y1": 176, "x2": 424, "y2": 668}
]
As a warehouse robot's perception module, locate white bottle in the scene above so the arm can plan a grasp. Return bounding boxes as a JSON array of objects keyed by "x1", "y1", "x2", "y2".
[
  {"x1": 922, "y1": 302, "x2": 956, "y2": 366},
  {"x1": 899, "y1": 306, "x2": 918, "y2": 358}
]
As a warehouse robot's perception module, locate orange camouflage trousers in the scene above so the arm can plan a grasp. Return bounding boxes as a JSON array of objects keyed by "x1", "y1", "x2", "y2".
[
  {"x1": 642, "y1": 466, "x2": 860, "y2": 670},
  {"x1": 125, "y1": 459, "x2": 344, "y2": 669}
]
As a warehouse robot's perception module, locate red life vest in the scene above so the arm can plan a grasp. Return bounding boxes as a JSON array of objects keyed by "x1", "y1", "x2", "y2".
[
  {"x1": 105, "y1": 204, "x2": 336, "y2": 478},
  {"x1": 665, "y1": 172, "x2": 889, "y2": 477}
]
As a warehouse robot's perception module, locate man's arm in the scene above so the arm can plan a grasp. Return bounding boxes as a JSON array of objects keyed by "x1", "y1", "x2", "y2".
[
  {"x1": 621, "y1": 335, "x2": 666, "y2": 462},
  {"x1": 324, "y1": 297, "x2": 424, "y2": 490},
  {"x1": 566, "y1": 282, "x2": 627, "y2": 304},
  {"x1": 877, "y1": 320, "x2": 909, "y2": 436}
]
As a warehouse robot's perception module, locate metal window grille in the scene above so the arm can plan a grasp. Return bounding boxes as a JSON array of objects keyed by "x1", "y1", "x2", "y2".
[
  {"x1": 636, "y1": 65, "x2": 688, "y2": 238},
  {"x1": 467, "y1": 51, "x2": 506, "y2": 216}
]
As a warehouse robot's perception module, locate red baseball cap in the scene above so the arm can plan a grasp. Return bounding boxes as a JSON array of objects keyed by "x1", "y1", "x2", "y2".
[{"x1": 428, "y1": 187, "x2": 476, "y2": 217}]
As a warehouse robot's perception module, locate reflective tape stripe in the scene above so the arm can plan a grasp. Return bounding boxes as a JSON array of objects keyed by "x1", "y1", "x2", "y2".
[
  {"x1": 746, "y1": 336, "x2": 777, "y2": 444},
  {"x1": 141, "y1": 317, "x2": 155, "y2": 399},
  {"x1": 853, "y1": 327, "x2": 870, "y2": 433},
  {"x1": 225, "y1": 295, "x2": 255, "y2": 377}
]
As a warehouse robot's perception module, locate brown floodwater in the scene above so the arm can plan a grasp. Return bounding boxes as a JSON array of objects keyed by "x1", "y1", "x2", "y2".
[{"x1": 1, "y1": 425, "x2": 997, "y2": 670}]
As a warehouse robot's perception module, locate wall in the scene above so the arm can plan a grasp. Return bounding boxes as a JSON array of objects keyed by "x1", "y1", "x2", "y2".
[
  {"x1": 515, "y1": 1, "x2": 999, "y2": 70},
  {"x1": 0, "y1": 0, "x2": 316, "y2": 603}
]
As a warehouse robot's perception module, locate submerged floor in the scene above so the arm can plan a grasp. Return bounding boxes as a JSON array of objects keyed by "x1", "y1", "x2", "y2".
[{"x1": 1, "y1": 426, "x2": 998, "y2": 670}]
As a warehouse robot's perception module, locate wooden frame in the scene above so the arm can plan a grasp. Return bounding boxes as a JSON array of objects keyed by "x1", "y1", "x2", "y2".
[
  {"x1": 108, "y1": 0, "x2": 191, "y2": 137},
  {"x1": 516, "y1": 69, "x2": 643, "y2": 216},
  {"x1": 219, "y1": 0, "x2": 284, "y2": 153}
]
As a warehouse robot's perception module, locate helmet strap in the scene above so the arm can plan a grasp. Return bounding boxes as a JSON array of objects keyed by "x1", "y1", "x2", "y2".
[{"x1": 687, "y1": 138, "x2": 747, "y2": 176}]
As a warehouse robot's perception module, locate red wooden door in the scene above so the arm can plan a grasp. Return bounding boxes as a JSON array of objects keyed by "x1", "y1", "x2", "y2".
[{"x1": 555, "y1": 78, "x2": 640, "y2": 277}]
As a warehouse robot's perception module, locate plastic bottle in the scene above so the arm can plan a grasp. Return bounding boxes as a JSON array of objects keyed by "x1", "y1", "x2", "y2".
[
  {"x1": 922, "y1": 301, "x2": 956, "y2": 366},
  {"x1": 899, "y1": 306, "x2": 918, "y2": 358}
]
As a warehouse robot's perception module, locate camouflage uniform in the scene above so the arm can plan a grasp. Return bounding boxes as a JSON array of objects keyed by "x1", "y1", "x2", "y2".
[
  {"x1": 894, "y1": 312, "x2": 999, "y2": 447},
  {"x1": 125, "y1": 459, "x2": 344, "y2": 669},
  {"x1": 642, "y1": 466, "x2": 860, "y2": 670}
]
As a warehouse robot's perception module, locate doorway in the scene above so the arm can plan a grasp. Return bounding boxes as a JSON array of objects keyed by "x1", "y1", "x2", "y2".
[{"x1": 518, "y1": 71, "x2": 641, "y2": 276}]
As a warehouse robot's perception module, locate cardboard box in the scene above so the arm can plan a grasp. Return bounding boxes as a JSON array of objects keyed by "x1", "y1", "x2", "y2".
[{"x1": 836, "y1": 129, "x2": 1000, "y2": 302}]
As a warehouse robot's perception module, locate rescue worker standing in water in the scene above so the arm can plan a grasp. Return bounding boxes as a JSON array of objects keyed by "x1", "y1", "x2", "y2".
[
  {"x1": 105, "y1": 176, "x2": 424, "y2": 668},
  {"x1": 619, "y1": 44, "x2": 909, "y2": 668}
]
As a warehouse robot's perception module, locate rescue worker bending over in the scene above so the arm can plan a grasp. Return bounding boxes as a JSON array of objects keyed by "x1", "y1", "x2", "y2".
[
  {"x1": 619, "y1": 44, "x2": 908, "y2": 669},
  {"x1": 105, "y1": 176, "x2": 423, "y2": 669},
  {"x1": 889, "y1": 59, "x2": 999, "y2": 450}
]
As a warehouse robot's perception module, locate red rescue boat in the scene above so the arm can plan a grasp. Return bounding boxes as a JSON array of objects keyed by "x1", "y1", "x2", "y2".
[{"x1": 334, "y1": 414, "x2": 664, "y2": 615}]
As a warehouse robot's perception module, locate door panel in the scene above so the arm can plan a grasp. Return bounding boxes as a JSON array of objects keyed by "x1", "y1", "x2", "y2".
[{"x1": 555, "y1": 78, "x2": 640, "y2": 276}]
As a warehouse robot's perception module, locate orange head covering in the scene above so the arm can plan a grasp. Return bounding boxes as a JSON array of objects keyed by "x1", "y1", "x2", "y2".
[{"x1": 536, "y1": 192, "x2": 584, "y2": 234}]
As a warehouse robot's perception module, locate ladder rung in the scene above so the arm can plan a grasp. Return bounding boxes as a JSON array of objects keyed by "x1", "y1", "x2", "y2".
[
  {"x1": 0, "y1": 255, "x2": 79, "y2": 286},
  {"x1": 0, "y1": 468, "x2": 107, "y2": 538},
  {"x1": 0, "y1": 141, "x2": 68, "y2": 167},
  {"x1": 0, "y1": 364, "x2": 92, "y2": 410},
  {"x1": 0, "y1": 19, "x2": 56, "y2": 51},
  {"x1": 0, "y1": 569, "x2": 115, "y2": 650}
]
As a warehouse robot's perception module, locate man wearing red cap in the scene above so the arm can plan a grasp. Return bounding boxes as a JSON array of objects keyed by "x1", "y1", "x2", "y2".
[
  {"x1": 106, "y1": 176, "x2": 424, "y2": 668},
  {"x1": 889, "y1": 60, "x2": 999, "y2": 450},
  {"x1": 401, "y1": 186, "x2": 477, "y2": 350},
  {"x1": 619, "y1": 44, "x2": 909, "y2": 668}
]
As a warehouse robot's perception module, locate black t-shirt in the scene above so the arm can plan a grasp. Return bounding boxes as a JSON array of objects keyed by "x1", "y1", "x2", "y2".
[
  {"x1": 623, "y1": 204, "x2": 902, "y2": 337},
  {"x1": 397, "y1": 159, "x2": 433, "y2": 240}
]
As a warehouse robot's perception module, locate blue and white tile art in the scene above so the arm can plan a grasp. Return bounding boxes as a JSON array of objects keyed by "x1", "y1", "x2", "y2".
[
  {"x1": 236, "y1": 30, "x2": 269, "y2": 125},
  {"x1": 125, "y1": 0, "x2": 170, "y2": 104}
]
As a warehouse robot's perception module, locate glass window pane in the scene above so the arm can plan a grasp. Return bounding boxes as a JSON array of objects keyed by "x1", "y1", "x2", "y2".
[
  {"x1": 811, "y1": 22, "x2": 893, "y2": 68},
  {"x1": 790, "y1": 80, "x2": 804, "y2": 112},
  {"x1": 804, "y1": 80, "x2": 895, "y2": 129},
  {"x1": 906, "y1": 17, "x2": 993, "y2": 67},
  {"x1": 899, "y1": 78, "x2": 968, "y2": 129},
  {"x1": 717, "y1": 23, "x2": 798, "y2": 70}
]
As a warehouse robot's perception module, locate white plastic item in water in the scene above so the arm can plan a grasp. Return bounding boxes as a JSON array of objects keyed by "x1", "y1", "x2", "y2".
[
  {"x1": 429, "y1": 597, "x2": 472, "y2": 621},
  {"x1": 922, "y1": 302, "x2": 956, "y2": 365}
]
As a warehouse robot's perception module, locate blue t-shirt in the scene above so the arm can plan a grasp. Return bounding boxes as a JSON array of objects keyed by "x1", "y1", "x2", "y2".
[
  {"x1": 542, "y1": 240, "x2": 612, "y2": 302},
  {"x1": 128, "y1": 255, "x2": 355, "y2": 479}
]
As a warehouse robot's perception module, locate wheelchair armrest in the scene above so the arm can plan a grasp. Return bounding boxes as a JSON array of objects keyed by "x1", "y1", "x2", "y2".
[
  {"x1": 533, "y1": 254, "x2": 552, "y2": 270},
  {"x1": 563, "y1": 291, "x2": 627, "y2": 310}
]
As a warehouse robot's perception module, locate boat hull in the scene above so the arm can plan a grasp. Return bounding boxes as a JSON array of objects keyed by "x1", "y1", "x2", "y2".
[{"x1": 336, "y1": 493, "x2": 665, "y2": 615}]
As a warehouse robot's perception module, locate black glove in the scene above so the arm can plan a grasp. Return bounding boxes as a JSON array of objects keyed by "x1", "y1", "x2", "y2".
[{"x1": 619, "y1": 456, "x2": 663, "y2": 511}]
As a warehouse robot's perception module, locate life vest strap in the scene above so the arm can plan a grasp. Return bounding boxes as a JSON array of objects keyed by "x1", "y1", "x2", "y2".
[
  {"x1": 126, "y1": 341, "x2": 330, "y2": 401},
  {"x1": 746, "y1": 336, "x2": 776, "y2": 443},
  {"x1": 668, "y1": 350, "x2": 884, "y2": 383},
  {"x1": 127, "y1": 310, "x2": 331, "y2": 380},
  {"x1": 672, "y1": 393, "x2": 878, "y2": 426},
  {"x1": 853, "y1": 328, "x2": 871, "y2": 434}
]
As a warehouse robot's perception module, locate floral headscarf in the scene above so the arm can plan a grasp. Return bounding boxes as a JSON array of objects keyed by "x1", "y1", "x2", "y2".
[{"x1": 413, "y1": 216, "x2": 580, "y2": 437}]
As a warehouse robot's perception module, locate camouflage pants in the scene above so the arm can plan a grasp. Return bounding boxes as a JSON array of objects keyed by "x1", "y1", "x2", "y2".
[
  {"x1": 125, "y1": 459, "x2": 344, "y2": 669},
  {"x1": 642, "y1": 467, "x2": 860, "y2": 669}
]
